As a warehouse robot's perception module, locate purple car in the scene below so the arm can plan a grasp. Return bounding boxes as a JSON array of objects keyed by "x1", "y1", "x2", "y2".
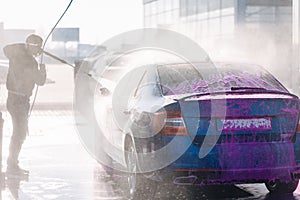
[{"x1": 92, "y1": 61, "x2": 300, "y2": 199}]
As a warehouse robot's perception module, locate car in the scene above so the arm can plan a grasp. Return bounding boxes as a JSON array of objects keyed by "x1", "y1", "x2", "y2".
[{"x1": 79, "y1": 60, "x2": 300, "y2": 199}]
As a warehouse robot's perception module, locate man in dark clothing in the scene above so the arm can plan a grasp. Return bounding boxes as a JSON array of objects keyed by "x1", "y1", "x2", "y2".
[{"x1": 3, "y1": 34, "x2": 46, "y2": 174}]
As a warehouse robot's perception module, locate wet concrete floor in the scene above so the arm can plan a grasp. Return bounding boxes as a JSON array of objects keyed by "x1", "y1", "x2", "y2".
[{"x1": 1, "y1": 110, "x2": 300, "y2": 199}]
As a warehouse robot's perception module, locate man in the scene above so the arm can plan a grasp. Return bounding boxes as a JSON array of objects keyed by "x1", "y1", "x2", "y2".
[{"x1": 3, "y1": 34, "x2": 46, "y2": 174}]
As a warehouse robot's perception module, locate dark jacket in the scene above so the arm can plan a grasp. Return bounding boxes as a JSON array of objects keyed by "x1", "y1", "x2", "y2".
[{"x1": 3, "y1": 43, "x2": 46, "y2": 97}]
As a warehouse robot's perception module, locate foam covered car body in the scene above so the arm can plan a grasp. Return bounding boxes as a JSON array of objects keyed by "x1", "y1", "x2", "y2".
[{"x1": 96, "y1": 62, "x2": 300, "y2": 195}]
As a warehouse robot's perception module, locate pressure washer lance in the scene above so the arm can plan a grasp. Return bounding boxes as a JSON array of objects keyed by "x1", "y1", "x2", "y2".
[
  {"x1": 43, "y1": 50, "x2": 75, "y2": 69},
  {"x1": 43, "y1": 50, "x2": 97, "y2": 80}
]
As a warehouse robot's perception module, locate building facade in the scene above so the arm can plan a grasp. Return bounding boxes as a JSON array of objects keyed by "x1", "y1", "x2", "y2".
[{"x1": 143, "y1": 0, "x2": 299, "y2": 94}]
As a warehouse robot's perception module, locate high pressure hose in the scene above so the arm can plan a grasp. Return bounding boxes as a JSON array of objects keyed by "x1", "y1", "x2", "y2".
[{"x1": 29, "y1": 0, "x2": 74, "y2": 117}]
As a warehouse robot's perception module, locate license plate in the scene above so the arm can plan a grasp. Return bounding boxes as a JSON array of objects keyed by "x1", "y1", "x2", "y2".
[{"x1": 218, "y1": 118, "x2": 272, "y2": 132}]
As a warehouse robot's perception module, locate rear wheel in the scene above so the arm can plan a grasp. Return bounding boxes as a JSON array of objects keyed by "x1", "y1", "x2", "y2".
[
  {"x1": 124, "y1": 138, "x2": 157, "y2": 199},
  {"x1": 265, "y1": 179, "x2": 299, "y2": 194}
]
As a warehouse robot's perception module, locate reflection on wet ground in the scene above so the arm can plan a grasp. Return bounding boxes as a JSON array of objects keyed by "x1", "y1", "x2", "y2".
[
  {"x1": 1, "y1": 110, "x2": 300, "y2": 199},
  {"x1": 92, "y1": 167, "x2": 300, "y2": 200}
]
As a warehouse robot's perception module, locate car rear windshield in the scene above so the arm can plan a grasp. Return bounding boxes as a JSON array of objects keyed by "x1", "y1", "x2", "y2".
[{"x1": 157, "y1": 63, "x2": 288, "y2": 96}]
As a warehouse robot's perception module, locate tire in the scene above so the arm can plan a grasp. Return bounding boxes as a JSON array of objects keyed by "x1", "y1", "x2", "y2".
[
  {"x1": 124, "y1": 138, "x2": 158, "y2": 200},
  {"x1": 265, "y1": 179, "x2": 299, "y2": 194}
]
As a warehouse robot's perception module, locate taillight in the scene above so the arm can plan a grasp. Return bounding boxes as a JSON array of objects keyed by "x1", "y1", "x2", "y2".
[
  {"x1": 153, "y1": 110, "x2": 188, "y2": 136},
  {"x1": 297, "y1": 123, "x2": 300, "y2": 133}
]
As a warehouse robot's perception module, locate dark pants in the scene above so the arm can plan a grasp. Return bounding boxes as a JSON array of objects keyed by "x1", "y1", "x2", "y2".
[{"x1": 6, "y1": 93, "x2": 29, "y2": 168}]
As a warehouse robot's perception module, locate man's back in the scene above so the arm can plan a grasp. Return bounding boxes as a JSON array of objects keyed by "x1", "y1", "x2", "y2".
[{"x1": 4, "y1": 43, "x2": 46, "y2": 97}]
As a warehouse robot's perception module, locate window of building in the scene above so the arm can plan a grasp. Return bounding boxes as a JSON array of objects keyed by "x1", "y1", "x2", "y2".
[
  {"x1": 221, "y1": 0, "x2": 234, "y2": 9},
  {"x1": 246, "y1": 6, "x2": 277, "y2": 23},
  {"x1": 244, "y1": 3, "x2": 292, "y2": 24},
  {"x1": 198, "y1": 0, "x2": 208, "y2": 14},
  {"x1": 187, "y1": 0, "x2": 198, "y2": 15},
  {"x1": 209, "y1": 0, "x2": 221, "y2": 12},
  {"x1": 180, "y1": 0, "x2": 198, "y2": 16},
  {"x1": 180, "y1": 0, "x2": 187, "y2": 16}
]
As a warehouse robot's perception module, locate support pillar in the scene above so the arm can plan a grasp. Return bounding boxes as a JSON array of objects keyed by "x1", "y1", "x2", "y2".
[{"x1": 292, "y1": 0, "x2": 300, "y2": 95}]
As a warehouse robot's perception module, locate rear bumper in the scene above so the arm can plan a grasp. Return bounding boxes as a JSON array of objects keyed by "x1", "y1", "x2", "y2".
[
  {"x1": 159, "y1": 141, "x2": 297, "y2": 184},
  {"x1": 171, "y1": 167, "x2": 294, "y2": 185}
]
